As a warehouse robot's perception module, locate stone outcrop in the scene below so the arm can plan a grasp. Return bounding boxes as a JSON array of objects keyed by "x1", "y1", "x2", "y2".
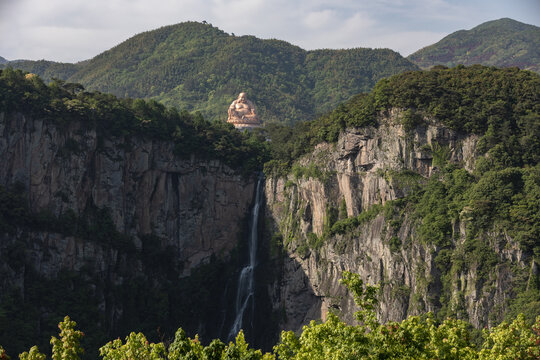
[{"x1": 265, "y1": 109, "x2": 531, "y2": 332}]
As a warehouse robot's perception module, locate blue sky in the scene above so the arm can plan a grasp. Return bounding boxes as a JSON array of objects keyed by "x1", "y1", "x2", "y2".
[{"x1": 0, "y1": 0, "x2": 539, "y2": 63}]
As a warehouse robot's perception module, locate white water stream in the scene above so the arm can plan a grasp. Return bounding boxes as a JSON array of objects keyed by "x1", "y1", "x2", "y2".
[{"x1": 228, "y1": 174, "x2": 264, "y2": 340}]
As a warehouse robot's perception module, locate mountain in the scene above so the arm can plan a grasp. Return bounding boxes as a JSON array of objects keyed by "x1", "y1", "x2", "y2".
[
  {"x1": 0, "y1": 67, "x2": 269, "y2": 356},
  {"x1": 264, "y1": 65, "x2": 540, "y2": 331},
  {"x1": 408, "y1": 18, "x2": 540, "y2": 73},
  {"x1": 5, "y1": 59, "x2": 80, "y2": 80},
  {"x1": 1, "y1": 65, "x2": 538, "y2": 357},
  {"x1": 0, "y1": 56, "x2": 7, "y2": 64},
  {"x1": 2, "y1": 21, "x2": 418, "y2": 124}
]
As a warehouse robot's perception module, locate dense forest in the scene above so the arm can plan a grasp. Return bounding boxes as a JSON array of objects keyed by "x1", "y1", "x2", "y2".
[
  {"x1": 264, "y1": 65, "x2": 539, "y2": 174},
  {"x1": 2, "y1": 22, "x2": 418, "y2": 125},
  {"x1": 408, "y1": 18, "x2": 540, "y2": 73}
]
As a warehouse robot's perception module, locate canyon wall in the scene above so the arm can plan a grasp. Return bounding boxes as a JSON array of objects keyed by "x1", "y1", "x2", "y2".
[
  {"x1": 0, "y1": 109, "x2": 535, "y2": 352},
  {"x1": 0, "y1": 112, "x2": 256, "y2": 349},
  {"x1": 265, "y1": 110, "x2": 532, "y2": 332}
]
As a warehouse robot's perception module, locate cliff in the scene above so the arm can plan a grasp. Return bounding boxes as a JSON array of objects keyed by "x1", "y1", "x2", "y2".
[
  {"x1": 1, "y1": 65, "x2": 538, "y2": 355},
  {"x1": 265, "y1": 110, "x2": 535, "y2": 332},
  {"x1": 0, "y1": 111, "x2": 256, "y2": 353}
]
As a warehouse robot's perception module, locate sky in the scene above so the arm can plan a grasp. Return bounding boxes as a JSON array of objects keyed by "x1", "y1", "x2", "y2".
[{"x1": 0, "y1": 0, "x2": 539, "y2": 63}]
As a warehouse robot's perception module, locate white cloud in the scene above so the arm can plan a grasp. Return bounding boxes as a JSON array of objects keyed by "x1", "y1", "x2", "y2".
[{"x1": 303, "y1": 10, "x2": 336, "y2": 29}]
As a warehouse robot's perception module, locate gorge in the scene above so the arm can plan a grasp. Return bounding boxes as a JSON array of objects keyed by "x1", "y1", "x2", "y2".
[
  {"x1": 228, "y1": 174, "x2": 264, "y2": 341},
  {"x1": 0, "y1": 65, "x2": 538, "y2": 357}
]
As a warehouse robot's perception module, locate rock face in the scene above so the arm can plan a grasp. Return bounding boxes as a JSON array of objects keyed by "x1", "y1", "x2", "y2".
[
  {"x1": 0, "y1": 112, "x2": 256, "y2": 335},
  {"x1": 0, "y1": 112, "x2": 254, "y2": 271},
  {"x1": 0, "y1": 107, "x2": 533, "y2": 349},
  {"x1": 265, "y1": 110, "x2": 530, "y2": 332}
]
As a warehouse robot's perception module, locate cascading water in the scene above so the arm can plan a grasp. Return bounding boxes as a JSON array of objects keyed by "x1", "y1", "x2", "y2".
[{"x1": 228, "y1": 174, "x2": 264, "y2": 341}]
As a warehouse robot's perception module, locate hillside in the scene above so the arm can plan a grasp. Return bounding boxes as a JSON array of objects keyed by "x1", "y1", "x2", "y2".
[
  {"x1": 2, "y1": 21, "x2": 418, "y2": 124},
  {"x1": 264, "y1": 65, "x2": 540, "y2": 332},
  {"x1": 408, "y1": 18, "x2": 540, "y2": 73},
  {"x1": 5, "y1": 59, "x2": 80, "y2": 81},
  {"x1": 0, "y1": 56, "x2": 7, "y2": 64}
]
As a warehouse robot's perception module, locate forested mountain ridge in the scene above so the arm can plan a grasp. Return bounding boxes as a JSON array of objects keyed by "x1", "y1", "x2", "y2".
[
  {"x1": 4, "y1": 59, "x2": 80, "y2": 82},
  {"x1": 1, "y1": 21, "x2": 418, "y2": 124},
  {"x1": 408, "y1": 18, "x2": 540, "y2": 73}
]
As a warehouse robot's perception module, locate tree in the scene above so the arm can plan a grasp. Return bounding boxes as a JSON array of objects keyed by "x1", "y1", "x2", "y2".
[
  {"x1": 478, "y1": 314, "x2": 540, "y2": 360},
  {"x1": 18, "y1": 346, "x2": 45, "y2": 360},
  {"x1": 99, "y1": 333, "x2": 166, "y2": 360},
  {"x1": 50, "y1": 316, "x2": 84, "y2": 360}
]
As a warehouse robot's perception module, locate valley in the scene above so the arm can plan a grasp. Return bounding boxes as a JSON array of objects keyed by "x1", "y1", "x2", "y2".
[{"x1": 0, "y1": 17, "x2": 539, "y2": 360}]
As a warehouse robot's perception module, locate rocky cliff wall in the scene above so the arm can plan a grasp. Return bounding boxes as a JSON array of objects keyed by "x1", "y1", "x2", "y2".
[
  {"x1": 0, "y1": 112, "x2": 254, "y2": 274},
  {"x1": 0, "y1": 112, "x2": 256, "y2": 349},
  {"x1": 265, "y1": 110, "x2": 532, "y2": 332}
]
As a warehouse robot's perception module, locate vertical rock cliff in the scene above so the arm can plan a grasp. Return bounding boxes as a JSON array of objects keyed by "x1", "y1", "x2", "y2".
[
  {"x1": 265, "y1": 110, "x2": 534, "y2": 332},
  {"x1": 0, "y1": 112, "x2": 256, "y2": 351}
]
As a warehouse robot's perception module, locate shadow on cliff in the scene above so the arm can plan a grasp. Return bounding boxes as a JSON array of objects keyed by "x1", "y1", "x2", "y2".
[{"x1": 251, "y1": 205, "x2": 323, "y2": 350}]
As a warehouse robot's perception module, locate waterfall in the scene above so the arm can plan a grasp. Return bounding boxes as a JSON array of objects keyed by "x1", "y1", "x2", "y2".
[{"x1": 228, "y1": 174, "x2": 264, "y2": 340}]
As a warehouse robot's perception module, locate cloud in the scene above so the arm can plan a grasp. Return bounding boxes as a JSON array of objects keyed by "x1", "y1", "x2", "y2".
[
  {"x1": 303, "y1": 10, "x2": 336, "y2": 29},
  {"x1": 0, "y1": 0, "x2": 538, "y2": 62}
]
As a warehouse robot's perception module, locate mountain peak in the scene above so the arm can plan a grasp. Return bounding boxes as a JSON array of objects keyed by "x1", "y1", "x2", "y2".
[
  {"x1": 408, "y1": 18, "x2": 540, "y2": 73},
  {"x1": 7, "y1": 21, "x2": 416, "y2": 125}
]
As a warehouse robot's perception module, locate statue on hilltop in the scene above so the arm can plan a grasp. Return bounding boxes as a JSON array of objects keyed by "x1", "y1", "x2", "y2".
[{"x1": 227, "y1": 92, "x2": 261, "y2": 129}]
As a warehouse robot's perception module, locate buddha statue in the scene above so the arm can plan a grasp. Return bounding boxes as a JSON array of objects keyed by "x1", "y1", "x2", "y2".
[{"x1": 227, "y1": 92, "x2": 261, "y2": 129}]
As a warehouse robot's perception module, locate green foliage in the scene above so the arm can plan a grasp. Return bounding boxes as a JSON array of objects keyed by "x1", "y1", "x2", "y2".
[
  {"x1": 0, "y1": 346, "x2": 8, "y2": 360},
  {"x1": 50, "y1": 316, "x2": 84, "y2": 360},
  {"x1": 275, "y1": 314, "x2": 369, "y2": 360},
  {"x1": 431, "y1": 142, "x2": 451, "y2": 168},
  {"x1": 408, "y1": 18, "x2": 540, "y2": 73},
  {"x1": 290, "y1": 164, "x2": 332, "y2": 182},
  {"x1": 505, "y1": 288, "x2": 540, "y2": 326},
  {"x1": 98, "y1": 329, "x2": 273, "y2": 360},
  {"x1": 18, "y1": 347, "x2": 46, "y2": 360},
  {"x1": 264, "y1": 65, "x2": 539, "y2": 176},
  {"x1": 99, "y1": 333, "x2": 166, "y2": 360},
  {"x1": 389, "y1": 236, "x2": 401, "y2": 253},
  {"x1": 407, "y1": 164, "x2": 540, "y2": 258},
  {"x1": 329, "y1": 204, "x2": 383, "y2": 237},
  {"x1": 3, "y1": 274, "x2": 540, "y2": 360},
  {"x1": 373, "y1": 66, "x2": 540, "y2": 137},
  {"x1": 2, "y1": 22, "x2": 418, "y2": 125},
  {"x1": 272, "y1": 272, "x2": 540, "y2": 359},
  {"x1": 401, "y1": 109, "x2": 423, "y2": 132},
  {"x1": 426, "y1": 317, "x2": 478, "y2": 360},
  {"x1": 340, "y1": 271, "x2": 379, "y2": 326},
  {"x1": 478, "y1": 314, "x2": 540, "y2": 360},
  {"x1": 0, "y1": 67, "x2": 269, "y2": 174},
  {"x1": 0, "y1": 60, "x2": 80, "y2": 83}
]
